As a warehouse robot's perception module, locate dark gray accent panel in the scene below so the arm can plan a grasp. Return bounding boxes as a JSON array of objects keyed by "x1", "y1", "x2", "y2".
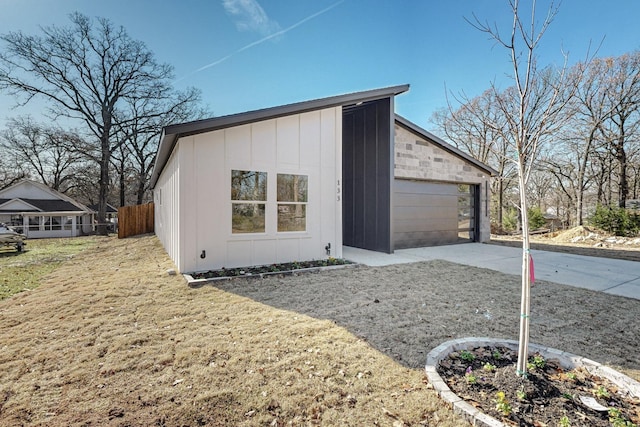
[
  {"x1": 393, "y1": 179, "x2": 469, "y2": 249},
  {"x1": 342, "y1": 98, "x2": 393, "y2": 253}
]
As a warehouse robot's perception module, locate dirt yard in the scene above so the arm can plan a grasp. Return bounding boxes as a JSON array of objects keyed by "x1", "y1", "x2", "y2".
[
  {"x1": 491, "y1": 225, "x2": 640, "y2": 261},
  {"x1": 0, "y1": 234, "x2": 638, "y2": 426}
]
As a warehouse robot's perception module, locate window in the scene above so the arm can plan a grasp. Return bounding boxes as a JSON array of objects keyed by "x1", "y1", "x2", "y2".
[
  {"x1": 231, "y1": 170, "x2": 267, "y2": 233},
  {"x1": 458, "y1": 184, "x2": 476, "y2": 240},
  {"x1": 63, "y1": 216, "x2": 74, "y2": 231},
  {"x1": 28, "y1": 216, "x2": 39, "y2": 231},
  {"x1": 277, "y1": 174, "x2": 308, "y2": 232},
  {"x1": 42, "y1": 215, "x2": 63, "y2": 231}
]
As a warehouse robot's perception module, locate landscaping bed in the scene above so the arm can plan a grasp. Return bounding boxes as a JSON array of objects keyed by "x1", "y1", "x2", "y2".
[
  {"x1": 438, "y1": 345, "x2": 639, "y2": 426},
  {"x1": 187, "y1": 258, "x2": 353, "y2": 283}
]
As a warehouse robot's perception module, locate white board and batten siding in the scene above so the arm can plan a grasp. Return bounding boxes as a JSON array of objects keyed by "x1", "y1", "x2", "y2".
[
  {"x1": 154, "y1": 145, "x2": 182, "y2": 269},
  {"x1": 156, "y1": 107, "x2": 343, "y2": 273}
]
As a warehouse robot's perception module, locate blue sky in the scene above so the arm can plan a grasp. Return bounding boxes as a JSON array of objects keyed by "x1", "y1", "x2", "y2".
[{"x1": 1, "y1": 0, "x2": 639, "y2": 132}]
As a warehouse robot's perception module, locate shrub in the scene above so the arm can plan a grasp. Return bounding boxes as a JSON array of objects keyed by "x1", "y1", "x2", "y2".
[
  {"x1": 503, "y1": 207, "x2": 519, "y2": 232},
  {"x1": 589, "y1": 204, "x2": 640, "y2": 236},
  {"x1": 501, "y1": 206, "x2": 547, "y2": 232},
  {"x1": 528, "y1": 206, "x2": 547, "y2": 230}
]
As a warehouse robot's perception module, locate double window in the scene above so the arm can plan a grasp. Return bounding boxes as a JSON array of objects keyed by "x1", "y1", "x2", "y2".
[{"x1": 231, "y1": 170, "x2": 308, "y2": 234}]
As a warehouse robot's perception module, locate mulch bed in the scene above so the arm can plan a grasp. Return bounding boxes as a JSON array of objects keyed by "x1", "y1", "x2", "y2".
[
  {"x1": 190, "y1": 258, "x2": 352, "y2": 280},
  {"x1": 438, "y1": 346, "x2": 639, "y2": 426}
]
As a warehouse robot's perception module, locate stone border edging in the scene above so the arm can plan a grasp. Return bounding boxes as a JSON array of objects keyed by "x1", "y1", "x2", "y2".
[{"x1": 425, "y1": 337, "x2": 640, "y2": 427}]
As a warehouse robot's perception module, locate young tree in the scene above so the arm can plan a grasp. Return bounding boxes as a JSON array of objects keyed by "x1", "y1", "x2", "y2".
[
  {"x1": 431, "y1": 88, "x2": 518, "y2": 227},
  {"x1": 470, "y1": 0, "x2": 578, "y2": 376},
  {"x1": 0, "y1": 13, "x2": 200, "y2": 234}
]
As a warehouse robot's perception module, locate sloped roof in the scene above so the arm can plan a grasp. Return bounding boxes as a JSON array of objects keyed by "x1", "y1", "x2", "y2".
[
  {"x1": 0, "y1": 198, "x2": 41, "y2": 212},
  {"x1": 0, "y1": 198, "x2": 86, "y2": 213},
  {"x1": 0, "y1": 180, "x2": 93, "y2": 213},
  {"x1": 150, "y1": 85, "x2": 410, "y2": 188},
  {"x1": 394, "y1": 115, "x2": 498, "y2": 176},
  {"x1": 88, "y1": 204, "x2": 118, "y2": 213}
]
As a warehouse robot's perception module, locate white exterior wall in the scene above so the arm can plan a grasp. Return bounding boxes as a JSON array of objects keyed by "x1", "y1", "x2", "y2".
[
  {"x1": 159, "y1": 106, "x2": 343, "y2": 273},
  {"x1": 0, "y1": 181, "x2": 54, "y2": 199},
  {"x1": 394, "y1": 124, "x2": 492, "y2": 243},
  {"x1": 154, "y1": 146, "x2": 182, "y2": 270}
]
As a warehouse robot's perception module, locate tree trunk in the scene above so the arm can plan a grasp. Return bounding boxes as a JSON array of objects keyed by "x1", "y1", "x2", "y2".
[
  {"x1": 119, "y1": 165, "x2": 126, "y2": 208},
  {"x1": 498, "y1": 178, "x2": 504, "y2": 227},
  {"x1": 576, "y1": 191, "x2": 583, "y2": 226},
  {"x1": 136, "y1": 171, "x2": 146, "y2": 205},
  {"x1": 516, "y1": 166, "x2": 532, "y2": 377},
  {"x1": 617, "y1": 140, "x2": 628, "y2": 208},
  {"x1": 97, "y1": 134, "x2": 111, "y2": 236}
]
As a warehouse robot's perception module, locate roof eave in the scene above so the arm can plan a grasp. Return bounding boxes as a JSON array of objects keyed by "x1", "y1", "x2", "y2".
[{"x1": 150, "y1": 84, "x2": 410, "y2": 189}]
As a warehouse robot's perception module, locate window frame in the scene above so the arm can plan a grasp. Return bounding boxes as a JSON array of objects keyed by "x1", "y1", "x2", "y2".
[
  {"x1": 230, "y1": 169, "x2": 268, "y2": 234},
  {"x1": 276, "y1": 173, "x2": 308, "y2": 233}
]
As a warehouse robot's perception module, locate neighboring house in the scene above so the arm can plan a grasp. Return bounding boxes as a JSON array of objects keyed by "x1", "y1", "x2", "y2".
[
  {"x1": 150, "y1": 85, "x2": 497, "y2": 273},
  {"x1": 543, "y1": 213, "x2": 564, "y2": 231},
  {"x1": 0, "y1": 180, "x2": 94, "y2": 238},
  {"x1": 88, "y1": 203, "x2": 119, "y2": 232}
]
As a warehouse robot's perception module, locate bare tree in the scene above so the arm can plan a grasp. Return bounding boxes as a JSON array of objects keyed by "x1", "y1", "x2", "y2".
[
  {"x1": 118, "y1": 94, "x2": 208, "y2": 205},
  {"x1": 1, "y1": 117, "x2": 86, "y2": 192},
  {"x1": 0, "y1": 155, "x2": 26, "y2": 190},
  {"x1": 65, "y1": 162, "x2": 102, "y2": 206},
  {"x1": 0, "y1": 13, "x2": 200, "y2": 234},
  {"x1": 526, "y1": 168, "x2": 556, "y2": 211},
  {"x1": 110, "y1": 142, "x2": 135, "y2": 207},
  {"x1": 470, "y1": 0, "x2": 578, "y2": 376},
  {"x1": 432, "y1": 88, "x2": 518, "y2": 227},
  {"x1": 543, "y1": 61, "x2": 613, "y2": 226},
  {"x1": 596, "y1": 52, "x2": 640, "y2": 208}
]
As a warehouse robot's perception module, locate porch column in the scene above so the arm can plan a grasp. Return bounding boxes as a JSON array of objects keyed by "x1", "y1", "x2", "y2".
[{"x1": 22, "y1": 216, "x2": 28, "y2": 238}]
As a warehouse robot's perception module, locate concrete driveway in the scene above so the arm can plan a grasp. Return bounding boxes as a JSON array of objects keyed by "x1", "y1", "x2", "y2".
[{"x1": 343, "y1": 242, "x2": 640, "y2": 300}]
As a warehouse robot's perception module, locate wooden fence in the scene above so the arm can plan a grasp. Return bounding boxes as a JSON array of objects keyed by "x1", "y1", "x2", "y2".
[{"x1": 118, "y1": 202, "x2": 154, "y2": 238}]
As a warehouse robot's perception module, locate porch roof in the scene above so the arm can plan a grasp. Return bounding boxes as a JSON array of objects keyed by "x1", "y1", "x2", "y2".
[{"x1": 0, "y1": 198, "x2": 88, "y2": 213}]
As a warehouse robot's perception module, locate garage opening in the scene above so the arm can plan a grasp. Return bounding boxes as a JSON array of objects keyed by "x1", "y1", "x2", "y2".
[{"x1": 392, "y1": 179, "x2": 479, "y2": 249}]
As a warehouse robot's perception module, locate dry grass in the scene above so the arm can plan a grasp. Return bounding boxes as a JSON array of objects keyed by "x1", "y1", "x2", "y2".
[
  {"x1": 1, "y1": 234, "x2": 638, "y2": 426},
  {"x1": 0, "y1": 236, "x2": 98, "y2": 300},
  {"x1": 0, "y1": 235, "x2": 461, "y2": 426}
]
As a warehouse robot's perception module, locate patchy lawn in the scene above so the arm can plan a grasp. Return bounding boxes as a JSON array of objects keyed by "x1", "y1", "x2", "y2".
[
  {"x1": 0, "y1": 235, "x2": 463, "y2": 426},
  {"x1": 0, "y1": 234, "x2": 637, "y2": 425},
  {"x1": 0, "y1": 236, "x2": 101, "y2": 301}
]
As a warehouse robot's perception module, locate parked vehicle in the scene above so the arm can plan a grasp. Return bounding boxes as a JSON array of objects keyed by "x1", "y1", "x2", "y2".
[{"x1": 0, "y1": 223, "x2": 26, "y2": 252}]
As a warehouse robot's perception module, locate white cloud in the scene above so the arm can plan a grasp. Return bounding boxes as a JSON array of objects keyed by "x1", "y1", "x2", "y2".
[
  {"x1": 222, "y1": 0, "x2": 281, "y2": 36},
  {"x1": 175, "y1": 0, "x2": 344, "y2": 78}
]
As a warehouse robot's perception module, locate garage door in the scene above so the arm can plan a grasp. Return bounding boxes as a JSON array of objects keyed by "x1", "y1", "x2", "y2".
[{"x1": 393, "y1": 179, "x2": 477, "y2": 249}]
